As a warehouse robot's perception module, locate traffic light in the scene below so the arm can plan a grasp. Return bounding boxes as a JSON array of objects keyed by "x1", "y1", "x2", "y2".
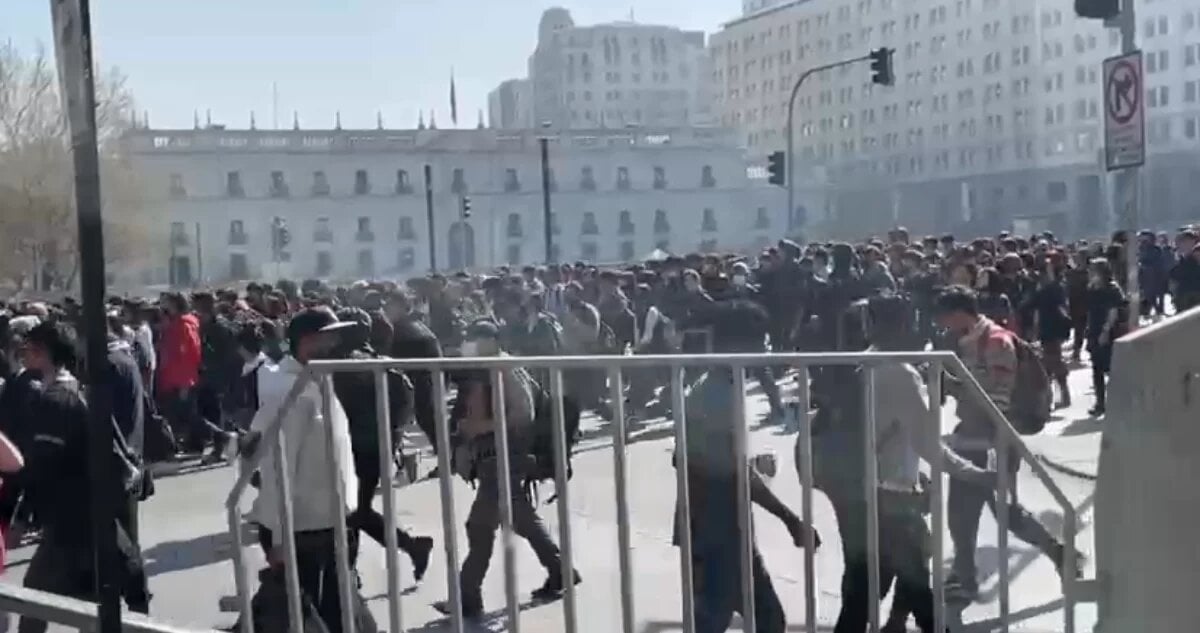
[
  {"x1": 460, "y1": 195, "x2": 472, "y2": 219},
  {"x1": 766, "y1": 151, "x2": 786, "y2": 187},
  {"x1": 869, "y1": 47, "x2": 895, "y2": 86},
  {"x1": 1074, "y1": 0, "x2": 1119, "y2": 19}
]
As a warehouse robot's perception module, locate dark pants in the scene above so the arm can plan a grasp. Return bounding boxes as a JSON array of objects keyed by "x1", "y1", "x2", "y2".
[
  {"x1": 831, "y1": 489, "x2": 935, "y2": 633},
  {"x1": 460, "y1": 457, "x2": 561, "y2": 609},
  {"x1": 160, "y1": 387, "x2": 207, "y2": 452},
  {"x1": 256, "y1": 528, "x2": 349, "y2": 633},
  {"x1": 20, "y1": 524, "x2": 148, "y2": 633},
  {"x1": 947, "y1": 448, "x2": 1060, "y2": 591},
  {"x1": 1089, "y1": 342, "x2": 1113, "y2": 409},
  {"x1": 349, "y1": 455, "x2": 418, "y2": 562},
  {"x1": 691, "y1": 543, "x2": 785, "y2": 633}
]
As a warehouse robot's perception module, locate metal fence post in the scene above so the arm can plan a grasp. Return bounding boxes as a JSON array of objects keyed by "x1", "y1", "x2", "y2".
[
  {"x1": 430, "y1": 371, "x2": 464, "y2": 633},
  {"x1": 996, "y1": 427, "x2": 1011, "y2": 633},
  {"x1": 272, "y1": 431, "x2": 303, "y2": 633},
  {"x1": 670, "y1": 367, "x2": 697, "y2": 633},
  {"x1": 373, "y1": 369, "x2": 405, "y2": 633},
  {"x1": 731, "y1": 367, "x2": 757, "y2": 633},
  {"x1": 607, "y1": 368, "x2": 635, "y2": 633},
  {"x1": 491, "y1": 371, "x2": 521, "y2": 632},
  {"x1": 927, "y1": 362, "x2": 946, "y2": 633},
  {"x1": 319, "y1": 375, "x2": 356, "y2": 633},
  {"x1": 863, "y1": 366, "x2": 881, "y2": 632},
  {"x1": 796, "y1": 366, "x2": 817, "y2": 633},
  {"x1": 548, "y1": 370, "x2": 578, "y2": 633}
]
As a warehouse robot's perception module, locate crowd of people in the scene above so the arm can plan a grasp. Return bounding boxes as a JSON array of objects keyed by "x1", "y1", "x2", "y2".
[{"x1": 0, "y1": 222, "x2": 1198, "y2": 632}]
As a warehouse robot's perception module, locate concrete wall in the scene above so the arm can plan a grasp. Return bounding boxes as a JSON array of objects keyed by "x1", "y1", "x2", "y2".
[{"x1": 1094, "y1": 307, "x2": 1200, "y2": 633}]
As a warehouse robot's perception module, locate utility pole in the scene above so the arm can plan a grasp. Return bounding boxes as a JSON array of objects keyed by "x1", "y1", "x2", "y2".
[
  {"x1": 424, "y1": 164, "x2": 437, "y2": 271},
  {"x1": 539, "y1": 123, "x2": 554, "y2": 264},
  {"x1": 48, "y1": 2, "x2": 121, "y2": 633}
]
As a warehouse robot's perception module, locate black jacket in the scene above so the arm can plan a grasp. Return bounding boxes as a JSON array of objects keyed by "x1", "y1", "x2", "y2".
[{"x1": 389, "y1": 317, "x2": 442, "y2": 439}]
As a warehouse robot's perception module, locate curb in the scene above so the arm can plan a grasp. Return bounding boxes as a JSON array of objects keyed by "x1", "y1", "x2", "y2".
[{"x1": 1035, "y1": 452, "x2": 1098, "y2": 481}]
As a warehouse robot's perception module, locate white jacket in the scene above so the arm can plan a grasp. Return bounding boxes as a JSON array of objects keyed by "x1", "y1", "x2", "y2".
[{"x1": 248, "y1": 356, "x2": 358, "y2": 535}]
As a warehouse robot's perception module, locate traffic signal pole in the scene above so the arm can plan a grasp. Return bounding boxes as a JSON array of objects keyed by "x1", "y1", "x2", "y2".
[
  {"x1": 1116, "y1": 0, "x2": 1140, "y2": 332},
  {"x1": 785, "y1": 53, "x2": 875, "y2": 236}
]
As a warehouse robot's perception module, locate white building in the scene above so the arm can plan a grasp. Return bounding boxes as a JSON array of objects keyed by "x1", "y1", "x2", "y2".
[
  {"x1": 709, "y1": 0, "x2": 1200, "y2": 238},
  {"x1": 122, "y1": 126, "x2": 791, "y2": 285},
  {"x1": 487, "y1": 79, "x2": 533, "y2": 130},
  {"x1": 492, "y1": 8, "x2": 713, "y2": 131}
]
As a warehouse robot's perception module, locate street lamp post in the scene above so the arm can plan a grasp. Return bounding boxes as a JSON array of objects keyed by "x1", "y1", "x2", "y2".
[{"x1": 539, "y1": 122, "x2": 554, "y2": 264}]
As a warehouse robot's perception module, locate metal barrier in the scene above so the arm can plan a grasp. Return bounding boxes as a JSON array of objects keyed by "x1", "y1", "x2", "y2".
[
  {"x1": 225, "y1": 351, "x2": 1086, "y2": 633},
  {"x1": 0, "y1": 583, "x2": 217, "y2": 633}
]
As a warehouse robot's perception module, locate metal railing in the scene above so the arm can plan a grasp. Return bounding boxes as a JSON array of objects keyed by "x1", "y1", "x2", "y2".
[
  {"x1": 0, "y1": 583, "x2": 217, "y2": 633},
  {"x1": 225, "y1": 351, "x2": 1087, "y2": 633}
]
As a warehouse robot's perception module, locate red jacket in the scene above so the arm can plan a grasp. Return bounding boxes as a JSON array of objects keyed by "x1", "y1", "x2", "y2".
[{"x1": 157, "y1": 313, "x2": 201, "y2": 392}]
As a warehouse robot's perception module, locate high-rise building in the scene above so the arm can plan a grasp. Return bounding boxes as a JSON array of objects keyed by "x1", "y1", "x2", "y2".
[
  {"x1": 496, "y1": 8, "x2": 713, "y2": 130},
  {"x1": 488, "y1": 79, "x2": 533, "y2": 129},
  {"x1": 709, "y1": 0, "x2": 1200, "y2": 237}
]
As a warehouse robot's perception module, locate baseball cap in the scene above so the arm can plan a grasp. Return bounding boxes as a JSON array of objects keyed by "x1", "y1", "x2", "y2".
[{"x1": 286, "y1": 307, "x2": 356, "y2": 345}]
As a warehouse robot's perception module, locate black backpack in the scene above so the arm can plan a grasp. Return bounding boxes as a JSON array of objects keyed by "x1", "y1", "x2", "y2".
[{"x1": 525, "y1": 385, "x2": 582, "y2": 500}]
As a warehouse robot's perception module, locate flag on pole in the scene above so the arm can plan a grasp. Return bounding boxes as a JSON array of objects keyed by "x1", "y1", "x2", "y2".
[{"x1": 450, "y1": 69, "x2": 458, "y2": 126}]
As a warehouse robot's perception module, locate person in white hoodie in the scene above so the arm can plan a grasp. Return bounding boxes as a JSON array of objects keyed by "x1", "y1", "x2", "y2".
[{"x1": 243, "y1": 307, "x2": 358, "y2": 633}]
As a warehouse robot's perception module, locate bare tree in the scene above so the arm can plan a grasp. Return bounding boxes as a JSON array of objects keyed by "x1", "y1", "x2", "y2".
[{"x1": 0, "y1": 41, "x2": 156, "y2": 292}]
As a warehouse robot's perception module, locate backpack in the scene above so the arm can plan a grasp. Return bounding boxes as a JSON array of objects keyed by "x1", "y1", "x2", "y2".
[
  {"x1": 525, "y1": 385, "x2": 582, "y2": 497},
  {"x1": 978, "y1": 329, "x2": 1051, "y2": 435}
]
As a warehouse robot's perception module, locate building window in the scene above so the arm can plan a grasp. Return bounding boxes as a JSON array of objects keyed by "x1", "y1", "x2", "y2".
[
  {"x1": 357, "y1": 249, "x2": 375, "y2": 277},
  {"x1": 618, "y1": 210, "x2": 635, "y2": 235},
  {"x1": 581, "y1": 212, "x2": 599, "y2": 235},
  {"x1": 314, "y1": 217, "x2": 333, "y2": 243},
  {"x1": 699, "y1": 239, "x2": 718, "y2": 253},
  {"x1": 398, "y1": 216, "x2": 416, "y2": 240},
  {"x1": 653, "y1": 166, "x2": 667, "y2": 189},
  {"x1": 354, "y1": 169, "x2": 371, "y2": 195},
  {"x1": 451, "y1": 168, "x2": 467, "y2": 194},
  {"x1": 356, "y1": 217, "x2": 375, "y2": 242},
  {"x1": 506, "y1": 243, "x2": 522, "y2": 265},
  {"x1": 398, "y1": 248, "x2": 416, "y2": 272},
  {"x1": 269, "y1": 171, "x2": 289, "y2": 198},
  {"x1": 395, "y1": 169, "x2": 413, "y2": 194},
  {"x1": 580, "y1": 166, "x2": 596, "y2": 191},
  {"x1": 312, "y1": 171, "x2": 330, "y2": 196},
  {"x1": 702, "y1": 208, "x2": 718, "y2": 232},
  {"x1": 700, "y1": 165, "x2": 716, "y2": 188},
  {"x1": 1046, "y1": 181, "x2": 1068, "y2": 202},
  {"x1": 654, "y1": 209, "x2": 670, "y2": 234},
  {"x1": 581, "y1": 242, "x2": 598, "y2": 262},
  {"x1": 504, "y1": 168, "x2": 521, "y2": 192},
  {"x1": 619, "y1": 241, "x2": 635, "y2": 260},
  {"x1": 616, "y1": 166, "x2": 631, "y2": 190},
  {"x1": 229, "y1": 253, "x2": 249, "y2": 279},
  {"x1": 228, "y1": 220, "x2": 247, "y2": 245},
  {"x1": 169, "y1": 173, "x2": 186, "y2": 199},
  {"x1": 506, "y1": 213, "x2": 524, "y2": 238},
  {"x1": 316, "y1": 251, "x2": 333, "y2": 277},
  {"x1": 226, "y1": 171, "x2": 244, "y2": 198},
  {"x1": 170, "y1": 222, "x2": 189, "y2": 246},
  {"x1": 755, "y1": 207, "x2": 771, "y2": 229}
]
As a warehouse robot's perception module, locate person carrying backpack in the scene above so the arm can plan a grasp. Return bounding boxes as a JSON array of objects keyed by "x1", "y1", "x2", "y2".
[
  {"x1": 437, "y1": 321, "x2": 578, "y2": 619},
  {"x1": 933, "y1": 286, "x2": 1074, "y2": 603}
]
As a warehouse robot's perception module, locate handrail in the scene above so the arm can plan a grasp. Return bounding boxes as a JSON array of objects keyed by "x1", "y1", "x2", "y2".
[
  {"x1": 0, "y1": 583, "x2": 218, "y2": 633},
  {"x1": 224, "y1": 350, "x2": 1085, "y2": 633}
]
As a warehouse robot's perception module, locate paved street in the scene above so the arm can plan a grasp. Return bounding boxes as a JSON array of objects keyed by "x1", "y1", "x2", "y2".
[{"x1": 3, "y1": 363, "x2": 1102, "y2": 633}]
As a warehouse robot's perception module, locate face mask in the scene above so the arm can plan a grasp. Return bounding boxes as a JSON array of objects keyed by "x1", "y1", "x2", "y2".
[
  {"x1": 1089, "y1": 274, "x2": 1102, "y2": 287},
  {"x1": 460, "y1": 340, "x2": 480, "y2": 357},
  {"x1": 732, "y1": 275, "x2": 747, "y2": 287}
]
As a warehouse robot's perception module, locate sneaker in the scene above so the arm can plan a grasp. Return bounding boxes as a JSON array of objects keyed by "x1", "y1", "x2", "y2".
[
  {"x1": 943, "y1": 574, "x2": 978, "y2": 604},
  {"x1": 433, "y1": 599, "x2": 483, "y2": 619},
  {"x1": 409, "y1": 536, "x2": 434, "y2": 582},
  {"x1": 531, "y1": 568, "x2": 582, "y2": 601}
]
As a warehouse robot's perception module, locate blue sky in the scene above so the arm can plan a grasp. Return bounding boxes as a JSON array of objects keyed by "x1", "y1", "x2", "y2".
[{"x1": 2, "y1": 1, "x2": 731, "y2": 130}]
